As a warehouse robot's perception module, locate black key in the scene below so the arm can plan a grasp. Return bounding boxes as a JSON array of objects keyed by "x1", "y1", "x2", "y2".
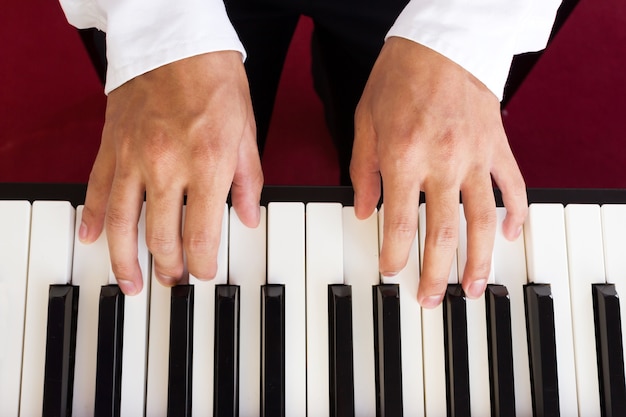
[
  {"x1": 592, "y1": 283, "x2": 626, "y2": 417},
  {"x1": 372, "y1": 284, "x2": 403, "y2": 417},
  {"x1": 328, "y1": 284, "x2": 355, "y2": 417},
  {"x1": 95, "y1": 285, "x2": 125, "y2": 417},
  {"x1": 167, "y1": 285, "x2": 194, "y2": 417},
  {"x1": 443, "y1": 284, "x2": 471, "y2": 417},
  {"x1": 261, "y1": 284, "x2": 285, "y2": 417},
  {"x1": 524, "y1": 283, "x2": 559, "y2": 416},
  {"x1": 485, "y1": 284, "x2": 516, "y2": 417},
  {"x1": 42, "y1": 284, "x2": 79, "y2": 417},
  {"x1": 214, "y1": 285, "x2": 240, "y2": 417}
]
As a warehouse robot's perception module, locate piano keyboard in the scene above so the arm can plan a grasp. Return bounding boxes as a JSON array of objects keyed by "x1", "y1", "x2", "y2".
[{"x1": 2, "y1": 185, "x2": 626, "y2": 416}]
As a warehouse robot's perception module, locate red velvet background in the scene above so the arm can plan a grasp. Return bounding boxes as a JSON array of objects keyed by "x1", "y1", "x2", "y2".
[{"x1": 1, "y1": 0, "x2": 625, "y2": 188}]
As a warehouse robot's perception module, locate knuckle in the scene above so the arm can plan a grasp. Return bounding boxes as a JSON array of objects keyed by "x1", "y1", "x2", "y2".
[
  {"x1": 380, "y1": 249, "x2": 409, "y2": 275},
  {"x1": 467, "y1": 259, "x2": 492, "y2": 280},
  {"x1": 518, "y1": 203, "x2": 529, "y2": 220},
  {"x1": 349, "y1": 161, "x2": 359, "y2": 179},
  {"x1": 153, "y1": 260, "x2": 185, "y2": 282},
  {"x1": 383, "y1": 134, "x2": 417, "y2": 163},
  {"x1": 145, "y1": 142, "x2": 178, "y2": 173},
  {"x1": 147, "y1": 233, "x2": 179, "y2": 256},
  {"x1": 183, "y1": 233, "x2": 216, "y2": 257},
  {"x1": 419, "y1": 273, "x2": 449, "y2": 295},
  {"x1": 81, "y1": 204, "x2": 99, "y2": 223},
  {"x1": 154, "y1": 269, "x2": 180, "y2": 287},
  {"x1": 430, "y1": 225, "x2": 458, "y2": 250},
  {"x1": 188, "y1": 263, "x2": 217, "y2": 281},
  {"x1": 469, "y1": 208, "x2": 496, "y2": 232},
  {"x1": 435, "y1": 128, "x2": 462, "y2": 160},
  {"x1": 354, "y1": 101, "x2": 369, "y2": 124},
  {"x1": 512, "y1": 174, "x2": 527, "y2": 191},
  {"x1": 106, "y1": 208, "x2": 134, "y2": 235},
  {"x1": 510, "y1": 204, "x2": 529, "y2": 225},
  {"x1": 110, "y1": 260, "x2": 136, "y2": 281},
  {"x1": 387, "y1": 217, "x2": 417, "y2": 241},
  {"x1": 505, "y1": 197, "x2": 529, "y2": 226},
  {"x1": 250, "y1": 166, "x2": 265, "y2": 188},
  {"x1": 87, "y1": 167, "x2": 108, "y2": 191},
  {"x1": 425, "y1": 170, "x2": 459, "y2": 191},
  {"x1": 385, "y1": 260, "x2": 408, "y2": 275}
]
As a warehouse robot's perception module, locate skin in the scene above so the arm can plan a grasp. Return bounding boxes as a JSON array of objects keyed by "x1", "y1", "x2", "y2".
[
  {"x1": 79, "y1": 51, "x2": 263, "y2": 294},
  {"x1": 79, "y1": 37, "x2": 527, "y2": 308}
]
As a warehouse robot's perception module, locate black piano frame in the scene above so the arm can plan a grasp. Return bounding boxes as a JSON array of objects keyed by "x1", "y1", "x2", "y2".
[{"x1": 2, "y1": 184, "x2": 626, "y2": 207}]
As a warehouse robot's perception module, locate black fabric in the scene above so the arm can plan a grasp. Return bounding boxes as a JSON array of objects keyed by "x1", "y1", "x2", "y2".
[
  {"x1": 79, "y1": 0, "x2": 411, "y2": 185},
  {"x1": 78, "y1": 1, "x2": 577, "y2": 184},
  {"x1": 79, "y1": 28, "x2": 107, "y2": 86},
  {"x1": 224, "y1": 0, "x2": 410, "y2": 185}
]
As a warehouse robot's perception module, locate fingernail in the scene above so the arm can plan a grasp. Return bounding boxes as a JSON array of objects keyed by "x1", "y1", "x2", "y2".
[
  {"x1": 468, "y1": 279, "x2": 487, "y2": 298},
  {"x1": 158, "y1": 274, "x2": 177, "y2": 287},
  {"x1": 420, "y1": 294, "x2": 443, "y2": 309},
  {"x1": 117, "y1": 279, "x2": 137, "y2": 295},
  {"x1": 513, "y1": 225, "x2": 523, "y2": 239},
  {"x1": 78, "y1": 220, "x2": 88, "y2": 242},
  {"x1": 381, "y1": 272, "x2": 399, "y2": 280}
]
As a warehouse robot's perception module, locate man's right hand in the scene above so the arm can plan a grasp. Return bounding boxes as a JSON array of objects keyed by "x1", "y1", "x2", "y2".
[{"x1": 78, "y1": 51, "x2": 264, "y2": 295}]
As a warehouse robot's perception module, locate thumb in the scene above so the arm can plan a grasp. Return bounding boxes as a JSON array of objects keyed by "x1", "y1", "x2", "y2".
[
  {"x1": 490, "y1": 143, "x2": 527, "y2": 241},
  {"x1": 80, "y1": 136, "x2": 116, "y2": 243},
  {"x1": 231, "y1": 125, "x2": 263, "y2": 228},
  {"x1": 351, "y1": 106, "x2": 381, "y2": 219}
]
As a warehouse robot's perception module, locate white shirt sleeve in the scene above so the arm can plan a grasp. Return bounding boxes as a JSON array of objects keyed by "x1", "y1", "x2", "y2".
[
  {"x1": 386, "y1": 0, "x2": 562, "y2": 100},
  {"x1": 59, "y1": 0, "x2": 561, "y2": 99},
  {"x1": 58, "y1": 0, "x2": 245, "y2": 94}
]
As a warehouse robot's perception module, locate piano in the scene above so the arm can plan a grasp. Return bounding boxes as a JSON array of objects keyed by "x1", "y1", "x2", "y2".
[{"x1": 1, "y1": 184, "x2": 626, "y2": 417}]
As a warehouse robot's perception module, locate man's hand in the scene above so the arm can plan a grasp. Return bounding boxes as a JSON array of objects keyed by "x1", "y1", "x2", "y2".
[
  {"x1": 351, "y1": 37, "x2": 527, "y2": 308},
  {"x1": 78, "y1": 51, "x2": 263, "y2": 295}
]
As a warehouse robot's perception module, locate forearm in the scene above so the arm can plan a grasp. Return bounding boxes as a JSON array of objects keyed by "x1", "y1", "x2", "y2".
[
  {"x1": 58, "y1": 0, "x2": 244, "y2": 94},
  {"x1": 387, "y1": 0, "x2": 562, "y2": 100}
]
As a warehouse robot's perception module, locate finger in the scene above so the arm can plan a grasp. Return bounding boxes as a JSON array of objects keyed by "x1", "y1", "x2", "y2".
[
  {"x1": 231, "y1": 125, "x2": 263, "y2": 228},
  {"x1": 145, "y1": 186, "x2": 185, "y2": 287},
  {"x1": 460, "y1": 175, "x2": 497, "y2": 299},
  {"x1": 378, "y1": 171, "x2": 421, "y2": 278},
  {"x1": 491, "y1": 144, "x2": 528, "y2": 241},
  {"x1": 351, "y1": 105, "x2": 381, "y2": 220},
  {"x1": 106, "y1": 176, "x2": 144, "y2": 295},
  {"x1": 81, "y1": 139, "x2": 116, "y2": 243},
  {"x1": 418, "y1": 186, "x2": 459, "y2": 308},
  {"x1": 183, "y1": 184, "x2": 228, "y2": 281}
]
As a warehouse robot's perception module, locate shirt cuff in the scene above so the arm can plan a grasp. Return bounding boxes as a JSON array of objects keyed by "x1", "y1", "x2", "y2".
[
  {"x1": 60, "y1": 0, "x2": 245, "y2": 94},
  {"x1": 386, "y1": 0, "x2": 560, "y2": 101}
]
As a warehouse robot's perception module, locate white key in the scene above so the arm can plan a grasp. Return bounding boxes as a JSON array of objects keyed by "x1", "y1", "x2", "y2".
[
  {"x1": 145, "y1": 257, "x2": 171, "y2": 416},
  {"x1": 458, "y1": 205, "x2": 491, "y2": 416},
  {"x1": 146, "y1": 205, "x2": 199, "y2": 416},
  {"x1": 565, "y1": 204, "x2": 604, "y2": 414},
  {"x1": 601, "y1": 204, "x2": 626, "y2": 378},
  {"x1": 119, "y1": 204, "x2": 151, "y2": 416},
  {"x1": 191, "y1": 204, "x2": 229, "y2": 416},
  {"x1": 20, "y1": 201, "x2": 75, "y2": 416},
  {"x1": 524, "y1": 204, "x2": 578, "y2": 415},
  {"x1": 228, "y1": 206, "x2": 266, "y2": 416},
  {"x1": 342, "y1": 207, "x2": 378, "y2": 416},
  {"x1": 0, "y1": 201, "x2": 31, "y2": 415},
  {"x1": 493, "y1": 207, "x2": 532, "y2": 416},
  {"x1": 378, "y1": 206, "x2": 425, "y2": 416},
  {"x1": 72, "y1": 206, "x2": 113, "y2": 416},
  {"x1": 267, "y1": 202, "x2": 306, "y2": 414},
  {"x1": 419, "y1": 203, "x2": 458, "y2": 417},
  {"x1": 306, "y1": 203, "x2": 344, "y2": 417}
]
